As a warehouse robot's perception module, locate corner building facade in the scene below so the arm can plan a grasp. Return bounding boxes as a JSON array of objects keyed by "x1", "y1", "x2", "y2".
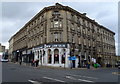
[{"x1": 9, "y1": 3, "x2": 116, "y2": 68}]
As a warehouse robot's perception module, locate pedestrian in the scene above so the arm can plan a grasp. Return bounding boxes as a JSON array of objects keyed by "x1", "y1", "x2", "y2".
[
  {"x1": 31, "y1": 60, "x2": 33, "y2": 66},
  {"x1": 33, "y1": 60, "x2": 35, "y2": 67},
  {"x1": 71, "y1": 61, "x2": 73, "y2": 69},
  {"x1": 36, "y1": 59, "x2": 39, "y2": 67},
  {"x1": 19, "y1": 59, "x2": 22, "y2": 65},
  {"x1": 87, "y1": 61, "x2": 90, "y2": 69},
  {"x1": 35, "y1": 60, "x2": 38, "y2": 67}
]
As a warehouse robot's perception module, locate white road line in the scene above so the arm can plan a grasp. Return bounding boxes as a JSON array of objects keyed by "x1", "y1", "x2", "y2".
[
  {"x1": 78, "y1": 78, "x2": 94, "y2": 83},
  {"x1": 66, "y1": 76, "x2": 77, "y2": 80},
  {"x1": 112, "y1": 72, "x2": 120, "y2": 75},
  {"x1": 43, "y1": 76, "x2": 65, "y2": 82},
  {"x1": 67, "y1": 74, "x2": 98, "y2": 79},
  {"x1": 28, "y1": 80, "x2": 36, "y2": 83},
  {"x1": 28, "y1": 80, "x2": 41, "y2": 84},
  {"x1": 66, "y1": 76, "x2": 94, "y2": 83}
]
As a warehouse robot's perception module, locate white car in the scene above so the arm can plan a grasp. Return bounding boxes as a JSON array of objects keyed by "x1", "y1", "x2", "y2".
[{"x1": 1, "y1": 59, "x2": 8, "y2": 62}]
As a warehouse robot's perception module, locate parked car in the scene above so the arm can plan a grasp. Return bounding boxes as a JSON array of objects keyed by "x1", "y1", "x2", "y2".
[
  {"x1": 118, "y1": 61, "x2": 120, "y2": 69},
  {"x1": 0, "y1": 52, "x2": 9, "y2": 62},
  {"x1": 1, "y1": 59, "x2": 8, "y2": 62}
]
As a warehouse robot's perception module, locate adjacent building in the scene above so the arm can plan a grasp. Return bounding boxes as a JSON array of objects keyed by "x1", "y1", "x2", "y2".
[
  {"x1": 9, "y1": 3, "x2": 116, "y2": 68},
  {"x1": 8, "y1": 36, "x2": 14, "y2": 62},
  {"x1": 0, "y1": 43, "x2": 6, "y2": 60},
  {"x1": 0, "y1": 43, "x2": 5, "y2": 52}
]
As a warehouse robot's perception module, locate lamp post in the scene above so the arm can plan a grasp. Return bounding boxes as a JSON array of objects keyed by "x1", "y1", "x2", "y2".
[
  {"x1": 40, "y1": 50, "x2": 42, "y2": 66},
  {"x1": 17, "y1": 50, "x2": 19, "y2": 63},
  {"x1": 63, "y1": 49, "x2": 66, "y2": 69}
]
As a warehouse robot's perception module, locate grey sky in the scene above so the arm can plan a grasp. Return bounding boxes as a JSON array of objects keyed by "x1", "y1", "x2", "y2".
[
  {"x1": 1, "y1": 2, "x2": 118, "y2": 55},
  {"x1": 118, "y1": 2, "x2": 120, "y2": 56}
]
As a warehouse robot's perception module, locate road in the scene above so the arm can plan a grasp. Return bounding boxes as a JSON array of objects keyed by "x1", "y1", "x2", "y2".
[{"x1": 1, "y1": 62, "x2": 120, "y2": 84}]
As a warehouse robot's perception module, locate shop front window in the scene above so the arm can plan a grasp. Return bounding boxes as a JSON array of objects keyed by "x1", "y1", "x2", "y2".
[
  {"x1": 38, "y1": 51, "x2": 39, "y2": 59},
  {"x1": 62, "y1": 49, "x2": 66, "y2": 64},
  {"x1": 54, "y1": 54, "x2": 59, "y2": 63},
  {"x1": 62, "y1": 55, "x2": 65, "y2": 63},
  {"x1": 54, "y1": 49, "x2": 59, "y2": 64},
  {"x1": 48, "y1": 49, "x2": 52, "y2": 64},
  {"x1": 48, "y1": 55, "x2": 52, "y2": 64}
]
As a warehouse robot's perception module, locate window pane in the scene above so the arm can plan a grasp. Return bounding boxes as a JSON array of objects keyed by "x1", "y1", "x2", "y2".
[{"x1": 54, "y1": 21, "x2": 59, "y2": 27}]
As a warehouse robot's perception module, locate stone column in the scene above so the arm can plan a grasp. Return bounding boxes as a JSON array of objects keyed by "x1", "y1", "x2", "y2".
[
  {"x1": 51, "y1": 49, "x2": 54, "y2": 64},
  {"x1": 41, "y1": 49, "x2": 44, "y2": 65},
  {"x1": 59, "y1": 48, "x2": 62, "y2": 65},
  {"x1": 45, "y1": 49, "x2": 48, "y2": 65},
  {"x1": 38, "y1": 50, "x2": 41, "y2": 65},
  {"x1": 65, "y1": 48, "x2": 70, "y2": 68}
]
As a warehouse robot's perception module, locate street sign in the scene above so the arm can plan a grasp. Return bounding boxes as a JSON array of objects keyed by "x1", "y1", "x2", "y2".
[{"x1": 68, "y1": 56, "x2": 76, "y2": 60}]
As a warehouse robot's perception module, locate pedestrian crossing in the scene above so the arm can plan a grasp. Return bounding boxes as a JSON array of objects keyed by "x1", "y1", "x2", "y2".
[
  {"x1": 43, "y1": 76, "x2": 65, "y2": 82},
  {"x1": 28, "y1": 74, "x2": 98, "y2": 83},
  {"x1": 66, "y1": 74, "x2": 98, "y2": 79}
]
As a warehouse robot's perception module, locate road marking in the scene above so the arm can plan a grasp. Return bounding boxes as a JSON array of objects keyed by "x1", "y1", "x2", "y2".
[
  {"x1": 112, "y1": 72, "x2": 120, "y2": 75},
  {"x1": 43, "y1": 76, "x2": 65, "y2": 82},
  {"x1": 28, "y1": 80, "x2": 41, "y2": 84},
  {"x1": 66, "y1": 76, "x2": 77, "y2": 80},
  {"x1": 78, "y1": 78, "x2": 94, "y2": 82},
  {"x1": 67, "y1": 74, "x2": 98, "y2": 79},
  {"x1": 66, "y1": 76, "x2": 94, "y2": 83}
]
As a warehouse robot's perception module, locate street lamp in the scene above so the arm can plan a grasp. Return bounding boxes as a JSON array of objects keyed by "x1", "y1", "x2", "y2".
[
  {"x1": 17, "y1": 50, "x2": 20, "y2": 62},
  {"x1": 40, "y1": 50, "x2": 42, "y2": 66},
  {"x1": 63, "y1": 49, "x2": 66, "y2": 69}
]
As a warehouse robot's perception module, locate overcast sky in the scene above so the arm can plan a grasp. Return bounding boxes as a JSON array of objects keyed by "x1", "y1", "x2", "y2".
[{"x1": 1, "y1": 2, "x2": 119, "y2": 55}]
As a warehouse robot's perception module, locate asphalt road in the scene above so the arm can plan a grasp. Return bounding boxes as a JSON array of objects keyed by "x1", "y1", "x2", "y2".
[{"x1": 1, "y1": 62, "x2": 120, "y2": 84}]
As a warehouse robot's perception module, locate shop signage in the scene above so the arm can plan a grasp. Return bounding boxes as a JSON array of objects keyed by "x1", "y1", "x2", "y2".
[
  {"x1": 46, "y1": 44, "x2": 67, "y2": 48},
  {"x1": 68, "y1": 56, "x2": 76, "y2": 60}
]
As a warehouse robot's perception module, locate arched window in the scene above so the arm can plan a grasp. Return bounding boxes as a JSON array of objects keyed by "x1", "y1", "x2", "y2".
[
  {"x1": 40, "y1": 50, "x2": 42, "y2": 60},
  {"x1": 48, "y1": 49, "x2": 52, "y2": 64},
  {"x1": 62, "y1": 49, "x2": 66, "y2": 64},
  {"x1": 54, "y1": 49, "x2": 59, "y2": 64},
  {"x1": 38, "y1": 51, "x2": 39, "y2": 59}
]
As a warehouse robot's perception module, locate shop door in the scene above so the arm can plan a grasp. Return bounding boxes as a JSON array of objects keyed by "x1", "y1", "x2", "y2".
[
  {"x1": 72, "y1": 60, "x2": 75, "y2": 68},
  {"x1": 78, "y1": 56, "x2": 81, "y2": 68}
]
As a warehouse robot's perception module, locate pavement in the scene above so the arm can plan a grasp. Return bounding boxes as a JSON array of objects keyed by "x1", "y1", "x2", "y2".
[
  {"x1": 1, "y1": 62, "x2": 120, "y2": 84},
  {"x1": 8, "y1": 62, "x2": 106, "y2": 70}
]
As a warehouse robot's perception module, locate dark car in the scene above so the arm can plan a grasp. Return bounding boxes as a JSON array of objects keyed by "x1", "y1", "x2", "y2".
[{"x1": 118, "y1": 61, "x2": 120, "y2": 69}]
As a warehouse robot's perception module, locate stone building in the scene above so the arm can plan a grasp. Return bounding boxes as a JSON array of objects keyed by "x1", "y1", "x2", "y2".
[
  {"x1": 8, "y1": 36, "x2": 14, "y2": 61},
  {"x1": 0, "y1": 43, "x2": 6, "y2": 60},
  {"x1": 0, "y1": 43, "x2": 5, "y2": 52},
  {"x1": 9, "y1": 3, "x2": 116, "y2": 68}
]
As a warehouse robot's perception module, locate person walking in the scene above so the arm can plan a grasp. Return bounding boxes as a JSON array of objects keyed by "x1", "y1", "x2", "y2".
[
  {"x1": 19, "y1": 59, "x2": 22, "y2": 65},
  {"x1": 33, "y1": 60, "x2": 36, "y2": 67},
  {"x1": 87, "y1": 61, "x2": 90, "y2": 69},
  {"x1": 36, "y1": 59, "x2": 39, "y2": 67}
]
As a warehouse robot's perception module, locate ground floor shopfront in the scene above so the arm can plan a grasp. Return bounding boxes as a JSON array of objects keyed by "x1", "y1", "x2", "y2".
[
  {"x1": 31, "y1": 43, "x2": 93, "y2": 68},
  {"x1": 11, "y1": 43, "x2": 116, "y2": 68}
]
